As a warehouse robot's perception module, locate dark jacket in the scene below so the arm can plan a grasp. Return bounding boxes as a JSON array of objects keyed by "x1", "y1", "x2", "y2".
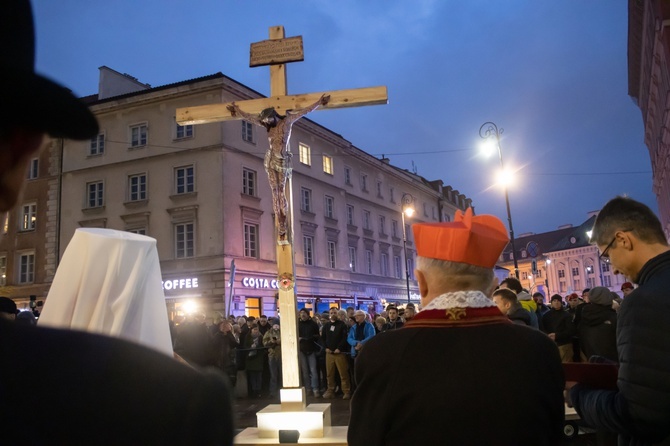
[
  {"x1": 298, "y1": 318, "x2": 321, "y2": 354},
  {"x1": 213, "y1": 330, "x2": 239, "y2": 372},
  {"x1": 321, "y1": 319, "x2": 349, "y2": 352},
  {"x1": 571, "y1": 250, "x2": 670, "y2": 445},
  {"x1": 578, "y1": 303, "x2": 617, "y2": 362},
  {"x1": 508, "y1": 304, "x2": 532, "y2": 326},
  {"x1": 173, "y1": 321, "x2": 215, "y2": 367},
  {"x1": 382, "y1": 318, "x2": 404, "y2": 331},
  {"x1": 542, "y1": 309, "x2": 575, "y2": 346},
  {"x1": 0, "y1": 320, "x2": 234, "y2": 446}
]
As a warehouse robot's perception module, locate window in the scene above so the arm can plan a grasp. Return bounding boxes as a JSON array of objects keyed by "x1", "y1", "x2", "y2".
[
  {"x1": 87, "y1": 182, "x2": 104, "y2": 208},
  {"x1": 380, "y1": 253, "x2": 388, "y2": 276},
  {"x1": 559, "y1": 281, "x2": 566, "y2": 293},
  {"x1": 327, "y1": 241, "x2": 336, "y2": 268},
  {"x1": 344, "y1": 166, "x2": 352, "y2": 185},
  {"x1": 379, "y1": 215, "x2": 386, "y2": 234},
  {"x1": 175, "y1": 222, "x2": 194, "y2": 258},
  {"x1": 363, "y1": 210, "x2": 371, "y2": 230},
  {"x1": 423, "y1": 203, "x2": 428, "y2": 217},
  {"x1": 323, "y1": 155, "x2": 333, "y2": 175},
  {"x1": 130, "y1": 124, "x2": 148, "y2": 147},
  {"x1": 366, "y1": 250, "x2": 373, "y2": 274},
  {"x1": 90, "y1": 133, "x2": 105, "y2": 155},
  {"x1": 361, "y1": 173, "x2": 368, "y2": 191},
  {"x1": 20, "y1": 203, "x2": 36, "y2": 231},
  {"x1": 242, "y1": 168, "x2": 257, "y2": 196},
  {"x1": 558, "y1": 269, "x2": 566, "y2": 278},
  {"x1": 573, "y1": 280, "x2": 581, "y2": 291},
  {"x1": 603, "y1": 275, "x2": 612, "y2": 287},
  {"x1": 389, "y1": 187, "x2": 395, "y2": 203},
  {"x1": 303, "y1": 236, "x2": 314, "y2": 265},
  {"x1": 571, "y1": 267, "x2": 579, "y2": 277},
  {"x1": 175, "y1": 165, "x2": 195, "y2": 194},
  {"x1": 405, "y1": 224, "x2": 411, "y2": 241},
  {"x1": 301, "y1": 188, "x2": 312, "y2": 212},
  {"x1": 245, "y1": 297, "x2": 261, "y2": 318},
  {"x1": 244, "y1": 223, "x2": 258, "y2": 258},
  {"x1": 27, "y1": 158, "x2": 38, "y2": 179},
  {"x1": 176, "y1": 122, "x2": 193, "y2": 139},
  {"x1": 242, "y1": 121, "x2": 254, "y2": 143},
  {"x1": 587, "y1": 278, "x2": 596, "y2": 288},
  {"x1": 299, "y1": 143, "x2": 311, "y2": 166},
  {"x1": 19, "y1": 252, "x2": 35, "y2": 284},
  {"x1": 376, "y1": 181, "x2": 383, "y2": 198},
  {"x1": 407, "y1": 257, "x2": 415, "y2": 280},
  {"x1": 394, "y1": 255, "x2": 402, "y2": 278},
  {"x1": 128, "y1": 228, "x2": 147, "y2": 235},
  {"x1": 325, "y1": 195, "x2": 335, "y2": 218},
  {"x1": 0, "y1": 256, "x2": 6, "y2": 286},
  {"x1": 346, "y1": 205, "x2": 354, "y2": 226},
  {"x1": 522, "y1": 271, "x2": 528, "y2": 280},
  {"x1": 128, "y1": 174, "x2": 147, "y2": 201},
  {"x1": 537, "y1": 269, "x2": 543, "y2": 278},
  {"x1": 602, "y1": 262, "x2": 610, "y2": 272},
  {"x1": 392, "y1": 220, "x2": 399, "y2": 238},
  {"x1": 349, "y1": 246, "x2": 357, "y2": 271}
]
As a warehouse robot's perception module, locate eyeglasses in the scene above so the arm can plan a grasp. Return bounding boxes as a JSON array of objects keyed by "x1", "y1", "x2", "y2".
[{"x1": 598, "y1": 229, "x2": 631, "y2": 263}]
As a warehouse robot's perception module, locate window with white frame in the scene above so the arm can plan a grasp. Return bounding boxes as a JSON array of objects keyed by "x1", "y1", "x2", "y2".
[
  {"x1": 0, "y1": 256, "x2": 6, "y2": 286},
  {"x1": 376, "y1": 181, "x2": 383, "y2": 197},
  {"x1": 407, "y1": 257, "x2": 415, "y2": 280},
  {"x1": 394, "y1": 255, "x2": 402, "y2": 278},
  {"x1": 323, "y1": 155, "x2": 333, "y2": 175},
  {"x1": 344, "y1": 166, "x2": 352, "y2": 185},
  {"x1": 27, "y1": 158, "x2": 38, "y2": 180},
  {"x1": 366, "y1": 249, "x2": 373, "y2": 274},
  {"x1": 244, "y1": 223, "x2": 258, "y2": 258},
  {"x1": 602, "y1": 262, "x2": 610, "y2": 272},
  {"x1": 299, "y1": 143, "x2": 311, "y2": 166},
  {"x1": 301, "y1": 187, "x2": 312, "y2": 212},
  {"x1": 392, "y1": 220, "x2": 399, "y2": 238},
  {"x1": 174, "y1": 222, "x2": 194, "y2": 258},
  {"x1": 603, "y1": 275, "x2": 611, "y2": 287},
  {"x1": 128, "y1": 174, "x2": 147, "y2": 201},
  {"x1": 349, "y1": 246, "x2": 357, "y2": 272},
  {"x1": 571, "y1": 267, "x2": 579, "y2": 277},
  {"x1": 303, "y1": 235, "x2": 314, "y2": 265},
  {"x1": 389, "y1": 186, "x2": 395, "y2": 203},
  {"x1": 176, "y1": 122, "x2": 193, "y2": 139},
  {"x1": 130, "y1": 124, "x2": 148, "y2": 147},
  {"x1": 242, "y1": 168, "x2": 257, "y2": 196},
  {"x1": 379, "y1": 215, "x2": 386, "y2": 234},
  {"x1": 327, "y1": 241, "x2": 336, "y2": 268},
  {"x1": 20, "y1": 203, "x2": 36, "y2": 231},
  {"x1": 558, "y1": 268, "x2": 566, "y2": 278},
  {"x1": 87, "y1": 181, "x2": 104, "y2": 208},
  {"x1": 360, "y1": 173, "x2": 368, "y2": 191},
  {"x1": 346, "y1": 205, "x2": 354, "y2": 225},
  {"x1": 242, "y1": 121, "x2": 254, "y2": 143},
  {"x1": 90, "y1": 133, "x2": 105, "y2": 156},
  {"x1": 380, "y1": 253, "x2": 388, "y2": 276},
  {"x1": 325, "y1": 195, "x2": 335, "y2": 218},
  {"x1": 175, "y1": 165, "x2": 195, "y2": 194},
  {"x1": 363, "y1": 210, "x2": 371, "y2": 230},
  {"x1": 19, "y1": 252, "x2": 35, "y2": 284}
]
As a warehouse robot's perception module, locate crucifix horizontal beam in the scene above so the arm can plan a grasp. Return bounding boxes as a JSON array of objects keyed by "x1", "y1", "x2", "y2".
[{"x1": 176, "y1": 86, "x2": 387, "y2": 125}]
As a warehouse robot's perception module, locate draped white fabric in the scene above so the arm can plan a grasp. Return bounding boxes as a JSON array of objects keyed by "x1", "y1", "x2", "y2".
[{"x1": 39, "y1": 228, "x2": 173, "y2": 356}]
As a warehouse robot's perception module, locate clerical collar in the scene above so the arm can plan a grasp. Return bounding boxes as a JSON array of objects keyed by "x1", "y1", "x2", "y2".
[
  {"x1": 422, "y1": 291, "x2": 497, "y2": 310},
  {"x1": 408, "y1": 290, "x2": 508, "y2": 327}
]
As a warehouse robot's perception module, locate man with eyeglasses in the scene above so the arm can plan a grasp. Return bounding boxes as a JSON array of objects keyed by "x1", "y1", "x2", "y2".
[{"x1": 567, "y1": 196, "x2": 670, "y2": 445}]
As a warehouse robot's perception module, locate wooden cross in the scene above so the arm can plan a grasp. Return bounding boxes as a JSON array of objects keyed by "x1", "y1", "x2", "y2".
[{"x1": 177, "y1": 26, "x2": 387, "y2": 394}]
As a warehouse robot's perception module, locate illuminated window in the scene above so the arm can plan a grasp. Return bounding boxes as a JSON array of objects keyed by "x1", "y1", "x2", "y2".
[
  {"x1": 299, "y1": 143, "x2": 311, "y2": 166},
  {"x1": 175, "y1": 222, "x2": 194, "y2": 258},
  {"x1": 87, "y1": 181, "x2": 104, "y2": 208},
  {"x1": 323, "y1": 155, "x2": 333, "y2": 175},
  {"x1": 20, "y1": 203, "x2": 36, "y2": 231},
  {"x1": 245, "y1": 297, "x2": 261, "y2": 318}
]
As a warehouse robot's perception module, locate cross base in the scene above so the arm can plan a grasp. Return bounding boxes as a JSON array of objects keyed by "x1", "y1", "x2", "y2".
[{"x1": 255, "y1": 388, "x2": 332, "y2": 439}]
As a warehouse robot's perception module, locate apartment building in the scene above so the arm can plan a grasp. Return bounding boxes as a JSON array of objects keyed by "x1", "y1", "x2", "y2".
[{"x1": 55, "y1": 67, "x2": 470, "y2": 319}]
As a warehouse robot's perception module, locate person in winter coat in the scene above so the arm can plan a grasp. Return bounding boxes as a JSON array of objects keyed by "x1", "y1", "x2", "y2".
[
  {"x1": 542, "y1": 295, "x2": 576, "y2": 362},
  {"x1": 499, "y1": 277, "x2": 539, "y2": 329},
  {"x1": 263, "y1": 323, "x2": 282, "y2": 398},
  {"x1": 213, "y1": 320, "x2": 239, "y2": 386},
  {"x1": 347, "y1": 310, "x2": 375, "y2": 357},
  {"x1": 298, "y1": 308, "x2": 321, "y2": 397},
  {"x1": 577, "y1": 286, "x2": 617, "y2": 362},
  {"x1": 245, "y1": 324, "x2": 265, "y2": 398}
]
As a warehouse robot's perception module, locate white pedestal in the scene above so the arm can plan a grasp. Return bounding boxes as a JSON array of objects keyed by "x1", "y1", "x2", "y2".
[{"x1": 256, "y1": 403, "x2": 332, "y2": 438}]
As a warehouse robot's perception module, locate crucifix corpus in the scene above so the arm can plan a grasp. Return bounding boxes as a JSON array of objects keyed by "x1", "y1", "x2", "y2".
[{"x1": 177, "y1": 25, "x2": 387, "y2": 409}]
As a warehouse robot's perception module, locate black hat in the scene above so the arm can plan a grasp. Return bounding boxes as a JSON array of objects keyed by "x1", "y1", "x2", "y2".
[
  {"x1": 1, "y1": 0, "x2": 98, "y2": 140},
  {"x1": 0, "y1": 296, "x2": 18, "y2": 315},
  {"x1": 550, "y1": 294, "x2": 563, "y2": 303}
]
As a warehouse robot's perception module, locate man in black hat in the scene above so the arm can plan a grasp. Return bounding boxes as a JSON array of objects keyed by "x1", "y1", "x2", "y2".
[{"x1": 0, "y1": 2, "x2": 234, "y2": 445}]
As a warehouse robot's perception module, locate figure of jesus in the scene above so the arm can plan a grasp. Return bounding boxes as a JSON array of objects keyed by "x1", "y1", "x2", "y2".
[{"x1": 227, "y1": 94, "x2": 330, "y2": 241}]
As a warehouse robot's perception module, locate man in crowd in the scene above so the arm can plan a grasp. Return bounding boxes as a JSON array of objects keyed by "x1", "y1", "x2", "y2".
[
  {"x1": 349, "y1": 209, "x2": 564, "y2": 445},
  {"x1": 0, "y1": 2, "x2": 233, "y2": 443},
  {"x1": 403, "y1": 303, "x2": 416, "y2": 322},
  {"x1": 533, "y1": 291, "x2": 550, "y2": 331},
  {"x1": 382, "y1": 304, "x2": 404, "y2": 331},
  {"x1": 263, "y1": 322, "x2": 282, "y2": 399},
  {"x1": 298, "y1": 308, "x2": 321, "y2": 397},
  {"x1": 321, "y1": 307, "x2": 351, "y2": 400},
  {"x1": 499, "y1": 277, "x2": 539, "y2": 328},
  {"x1": 621, "y1": 281, "x2": 634, "y2": 298},
  {"x1": 492, "y1": 288, "x2": 532, "y2": 326},
  {"x1": 569, "y1": 196, "x2": 670, "y2": 445},
  {"x1": 542, "y1": 295, "x2": 576, "y2": 362},
  {"x1": 347, "y1": 310, "x2": 375, "y2": 358}
]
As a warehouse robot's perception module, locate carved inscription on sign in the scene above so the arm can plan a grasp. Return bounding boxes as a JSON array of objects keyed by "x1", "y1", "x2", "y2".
[{"x1": 250, "y1": 36, "x2": 304, "y2": 67}]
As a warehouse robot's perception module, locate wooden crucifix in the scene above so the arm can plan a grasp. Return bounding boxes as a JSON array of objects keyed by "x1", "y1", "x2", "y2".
[{"x1": 176, "y1": 26, "x2": 387, "y2": 395}]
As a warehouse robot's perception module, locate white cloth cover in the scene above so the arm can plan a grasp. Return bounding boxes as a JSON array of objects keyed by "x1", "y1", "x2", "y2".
[{"x1": 39, "y1": 228, "x2": 173, "y2": 356}]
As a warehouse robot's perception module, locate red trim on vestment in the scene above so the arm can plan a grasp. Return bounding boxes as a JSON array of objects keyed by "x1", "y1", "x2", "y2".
[{"x1": 405, "y1": 306, "x2": 510, "y2": 328}]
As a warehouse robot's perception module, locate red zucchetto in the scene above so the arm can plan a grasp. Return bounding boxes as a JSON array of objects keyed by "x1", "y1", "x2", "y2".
[{"x1": 412, "y1": 208, "x2": 509, "y2": 268}]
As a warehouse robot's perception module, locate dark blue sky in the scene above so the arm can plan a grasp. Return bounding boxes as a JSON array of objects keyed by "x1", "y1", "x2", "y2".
[{"x1": 32, "y1": 0, "x2": 656, "y2": 235}]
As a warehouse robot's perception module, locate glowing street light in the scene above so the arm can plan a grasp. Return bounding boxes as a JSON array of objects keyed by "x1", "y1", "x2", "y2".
[{"x1": 479, "y1": 121, "x2": 519, "y2": 279}]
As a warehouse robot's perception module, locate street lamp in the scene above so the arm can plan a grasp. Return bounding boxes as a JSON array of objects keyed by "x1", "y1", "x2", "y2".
[
  {"x1": 401, "y1": 193, "x2": 415, "y2": 304},
  {"x1": 479, "y1": 121, "x2": 519, "y2": 279}
]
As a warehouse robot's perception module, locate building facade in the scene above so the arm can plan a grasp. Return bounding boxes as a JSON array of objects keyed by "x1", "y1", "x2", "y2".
[
  {"x1": 51, "y1": 66, "x2": 470, "y2": 321},
  {"x1": 628, "y1": 0, "x2": 670, "y2": 236}
]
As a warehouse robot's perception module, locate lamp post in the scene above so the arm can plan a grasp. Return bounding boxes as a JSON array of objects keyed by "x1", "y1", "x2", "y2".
[
  {"x1": 401, "y1": 193, "x2": 415, "y2": 304},
  {"x1": 479, "y1": 121, "x2": 519, "y2": 279}
]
